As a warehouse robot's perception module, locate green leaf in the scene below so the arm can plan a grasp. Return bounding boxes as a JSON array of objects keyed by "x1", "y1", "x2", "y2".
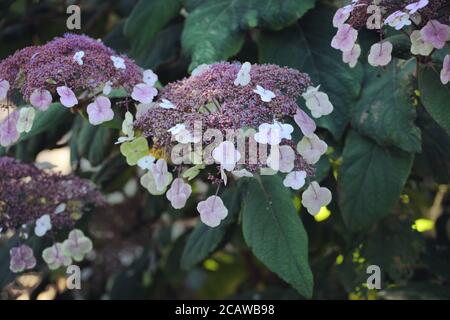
[
  {"x1": 414, "y1": 110, "x2": 450, "y2": 183},
  {"x1": 352, "y1": 60, "x2": 421, "y2": 153},
  {"x1": 258, "y1": 5, "x2": 363, "y2": 139},
  {"x1": 124, "y1": 0, "x2": 182, "y2": 59},
  {"x1": 182, "y1": 0, "x2": 315, "y2": 70},
  {"x1": 181, "y1": 186, "x2": 241, "y2": 270},
  {"x1": 418, "y1": 65, "x2": 450, "y2": 136},
  {"x1": 92, "y1": 153, "x2": 129, "y2": 189},
  {"x1": 74, "y1": 120, "x2": 115, "y2": 166},
  {"x1": 137, "y1": 23, "x2": 183, "y2": 69},
  {"x1": 88, "y1": 126, "x2": 114, "y2": 166},
  {"x1": 338, "y1": 131, "x2": 414, "y2": 230},
  {"x1": 242, "y1": 175, "x2": 313, "y2": 298}
]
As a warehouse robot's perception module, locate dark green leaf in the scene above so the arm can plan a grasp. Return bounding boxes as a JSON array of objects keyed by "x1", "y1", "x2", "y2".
[
  {"x1": 74, "y1": 120, "x2": 115, "y2": 166},
  {"x1": 338, "y1": 131, "x2": 414, "y2": 230},
  {"x1": 242, "y1": 175, "x2": 313, "y2": 298},
  {"x1": 418, "y1": 65, "x2": 450, "y2": 136},
  {"x1": 352, "y1": 60, "x2": 421, "y2": 153},
  {"x1": 124, "y1": 0, "x2": 182, "y2": 59},
  {"x1": 414, "y1": 109, "x2": 450, "y2": 183},
  {"x1": 137, "y1": 23, "x2": 183, "y2": 69},
  {"x1": 182, "y1": 0, "x2": 315, "y2": 70}
]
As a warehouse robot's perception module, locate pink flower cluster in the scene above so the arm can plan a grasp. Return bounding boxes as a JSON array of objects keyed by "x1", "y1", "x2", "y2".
[
  {"x1": 0, "y1": 156, "x2": 104, "y2": 231},
  {"x1": 136, "y1": 62, "x2": 310, "y2": 148},
  {"x1": 0, "y1": 34, "x2": 155, "y2": 147},
  {"x1": 131, "y1": 62, "x2": 334, "y2": 227},
  {"x1": 0, "y1": 34, "x2": 142, "y2": 103},
  {"x1": 331, "y1": 0, "x2": 450, "y2": 83}
]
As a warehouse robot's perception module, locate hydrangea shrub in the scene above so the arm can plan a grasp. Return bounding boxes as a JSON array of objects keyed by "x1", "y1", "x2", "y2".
[{"x1": 0, "y1": 0, "x2": 449, "y2": 300}]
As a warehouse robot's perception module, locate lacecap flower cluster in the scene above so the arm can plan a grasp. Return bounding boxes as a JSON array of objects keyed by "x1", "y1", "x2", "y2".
[
  {"x1": 332, "y1": 0, "x2": 450, "y2": 84},
  {"x1": 0, "y1": 157, "x2": 102, "y2": 273},
  {"x1": 124, "y1": 62, "x2": 334, "y2": 227},
  {"x1": 0, "y1": 34, "x2": 158, "y2": 147}
]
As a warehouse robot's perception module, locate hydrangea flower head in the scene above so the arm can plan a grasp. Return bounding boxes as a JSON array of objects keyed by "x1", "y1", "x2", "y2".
[
  {"x1": 0, "y1": 157, "x2": 104, "y2": 231},
  {"x1": 331, "y1": 0, "x2": 449, "y2": 72},
  {"x1": 0, "y1": 34, "x2": 142, "y2": 103},
  {"x1": 134, "y1": 62, "x2": 334, "y2": 227}
]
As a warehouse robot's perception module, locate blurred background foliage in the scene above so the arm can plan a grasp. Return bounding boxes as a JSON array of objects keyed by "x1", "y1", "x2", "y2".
[{"x1": 0, "y1": 0, "x2": 449, "y2": 300}]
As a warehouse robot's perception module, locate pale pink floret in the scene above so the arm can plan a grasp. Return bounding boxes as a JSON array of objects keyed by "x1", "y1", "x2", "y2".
[
  {"x1": 333, "y1": 8, "x2": 350, "y2": 28},
  {"x1": 301, "y1": 181, "x2": 332, "y2": 216},
  {"x1": 406, "y1": 0, "x2": 429, "y2": 14},
  {"x1": 294, "y1": 108, "x2": 316, "y2": 137},
  {"x1": 86, "y1": 96, "x2": 114, "y2": 125},
  {"x1": 0, "y1": 111, "x2": 20, "y2": 147},
  {"x1": 441, "y1": 55, "x2": 450, "y2": 85},
  {"x1": 267, "y1": 145, "x2": 295, "y2": 173},
  {"x1": 143, "y1": 70, "x2": 158, "y2": 86},
  {"x1": 151, "y1": 159, "x2": 171, "y2": 191},
  {"x1": 420, "y1": 20, "x2": 450, "y2": 49},
  {"x1": 331, "y1": 24, "x2": 358, "y2": 52},
  {"x1": 212, "y1": 141, "x2": 241, "y2": 171},
  {"x1": 283, "y1": 171, "x2": 307, "y2": 190},
  {"x1": 9, "y1": 245, "x2": 36, "y2": 273},
  {"x1": 56, "y1": 86, "x2": 78, "y2": 108},
  {"x1": 166, "y1": 178, "x2": 192, "y2": 209},
  {"x1": 131, "y1": 83, "x2": 158, "y2": 104},
  {"x1": 297, "y1": 133, "x2": 328, "y2": 165},
  {"x1": 197, "y1": 195, "x2": 228, "y2": 228},
  {"x1": 30, "y1": 89, "x2": 52, "y2": 111},
  {"x1": 342, "y1": 44, "x2": 361, "y2": 68},
  {"x1": 384, "y1": 11, "x2": 411, "y2": 30},
  {"x1": 0, "y1": 79, "x2": 10, "y2": 101},
  {"x1": 368, "y1": 42, "x2": 393, "y2": 67}
]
